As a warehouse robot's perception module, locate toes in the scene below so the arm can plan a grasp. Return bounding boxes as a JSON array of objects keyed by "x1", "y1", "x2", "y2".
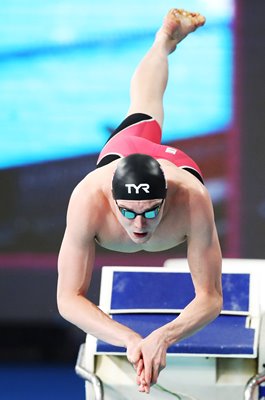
[
  {"x1": 195, "y1": 15, "x2": 206, "y2": 26},
  {"x1": 162, "y1": 8, "x2": 205, "y2": 42},
  {"x1": 189, "y1": 13, "x2": 206, "y2": 27},
  {"x1": 171, "y1": 8, "x2": 206, "y2": 27}
]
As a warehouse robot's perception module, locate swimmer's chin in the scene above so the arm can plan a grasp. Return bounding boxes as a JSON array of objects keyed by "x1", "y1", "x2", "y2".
[{"x1": 130, "y1": 232, "x2": 151, "y2": 243}]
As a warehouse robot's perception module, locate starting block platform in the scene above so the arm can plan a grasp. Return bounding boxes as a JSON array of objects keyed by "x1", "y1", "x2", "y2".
[{"x1": 75, "y1": 258, "x2": 265, "y2": 400}]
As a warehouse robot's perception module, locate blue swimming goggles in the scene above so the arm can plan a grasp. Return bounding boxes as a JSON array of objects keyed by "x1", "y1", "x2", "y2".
[{"x1": 116, "y1": 200, "x2": 164, "y2": 220}]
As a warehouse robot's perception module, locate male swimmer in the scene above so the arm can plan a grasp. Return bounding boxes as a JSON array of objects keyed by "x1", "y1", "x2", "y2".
[{"x1": 57, "y1": 8, "x2": 222, "y2": 394}]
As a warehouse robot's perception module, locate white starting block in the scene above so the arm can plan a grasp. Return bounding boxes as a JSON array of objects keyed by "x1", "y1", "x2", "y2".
[{"x1": 75, "y1": 258, "x2": 265, "y2": 400}]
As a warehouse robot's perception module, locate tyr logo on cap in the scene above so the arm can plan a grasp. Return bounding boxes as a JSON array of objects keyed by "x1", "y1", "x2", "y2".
[{"x1": 125, "y1": 183, "x2": 150, "y2": 194}]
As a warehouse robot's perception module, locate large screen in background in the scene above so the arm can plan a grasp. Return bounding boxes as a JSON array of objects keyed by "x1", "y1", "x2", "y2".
[
  {"x1": 0, "y1": 0, "x2": 238, "y2": 265},
  {"x1": 0, "y1": 0, "x2": 237, "y2": 322},
  {"x1": 0, "y1": 0, "x2": 234, "y2": 169}
]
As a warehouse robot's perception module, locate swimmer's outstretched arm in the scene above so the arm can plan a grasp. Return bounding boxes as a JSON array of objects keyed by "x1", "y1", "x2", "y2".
[
  {"x1": 130, "y1": 189, "x2": 223, "y2": 393},
  {"x1": 57, "y1": 182, "x2": 142, "y2": 350}
]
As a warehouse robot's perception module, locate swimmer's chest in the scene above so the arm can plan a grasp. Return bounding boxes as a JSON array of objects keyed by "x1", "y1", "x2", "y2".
[{"x1": 94, "y1": 225, "x2": 186, "y2": 253}]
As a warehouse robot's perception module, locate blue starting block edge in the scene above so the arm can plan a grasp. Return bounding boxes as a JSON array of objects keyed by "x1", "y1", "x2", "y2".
[
  {"x1": 96, "y1": 264, "x2": 262, "y2": 359},
  {"x1": 105, "y1": 270, "x2": 251, "y2": 314},
  {"x1": 96, "y1": 314, "x2": 256, "y2": 357},
  {"x1": 260, "y1": 385, "x2": 265, "y2": 397}
]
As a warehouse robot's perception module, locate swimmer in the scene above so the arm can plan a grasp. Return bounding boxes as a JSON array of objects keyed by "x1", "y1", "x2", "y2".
[{"x1": 57, "y1": 8, "x2": 222, "y2": 394}]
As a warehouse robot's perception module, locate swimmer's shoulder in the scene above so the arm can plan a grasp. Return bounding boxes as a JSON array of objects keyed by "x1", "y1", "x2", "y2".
[
  {"x1": 70, "y1": 162, "x2": 117, "y2": 204},
  {"x1": 160, "y1": 161, "x2": 210, "y2": 207},
  {"x1": 65, "y1": 169, "x2": 112, "y2": 237}
]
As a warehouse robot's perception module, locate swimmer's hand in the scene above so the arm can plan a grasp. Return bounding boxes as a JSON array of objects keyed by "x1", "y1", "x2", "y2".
[
  {"x1": 126, "y1": 334, "x2": 143, "y2": 379},
  {"x1": 126, "y1": 336, "x2": 149, "y2": 393},
  {"x1": 128, "y1": 329, "x2": 168, "y2": 393}
]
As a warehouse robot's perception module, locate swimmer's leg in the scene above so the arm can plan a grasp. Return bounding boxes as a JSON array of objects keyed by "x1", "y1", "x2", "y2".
[{"x1": 126, "y1": 9, "x2": 205, "y2": 128}]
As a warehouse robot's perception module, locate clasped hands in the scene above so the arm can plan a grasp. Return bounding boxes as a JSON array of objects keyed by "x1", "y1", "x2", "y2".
[{"x1": 126, "y1": 329, "x2": 168, "y2": 394}]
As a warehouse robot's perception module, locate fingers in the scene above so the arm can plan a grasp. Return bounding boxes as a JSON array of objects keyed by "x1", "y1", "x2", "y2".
[
  {"x1": 151, "y1": 365, "x2": 159, "y2": 385},
  {"x1": 144, "y1": 363, "x2": 152, "y2": 389},
  {"x1": 138, "y1": 370, "x2": 150, "y2": 394},
  {"x1": 137, "y1": 365, "x2": 166, "y2": 393},
  {"x1": 151, "y1": 361, "x2": 166, "y2": 384},
  {"x1": 135, "y1": 360, "x2": 151, "y2": 393},
  {"x1": 135, "y1": 358, "x2": 144, "y2": 386},
  {"x1": 129, "y1": 334, "x2": 168, "y2": 393},
  {"x1": 138, "y1": 356, "x2": 166, "y2": 393},
  {"x1": 135, "y1": 361, "x2": 151, "y2": 393},
  {"x1": 152, "y1": 352, "x2": 167, "y2": 384},
  {"x1": 136, "y1": 358, "x2": 144, "y2": 376}
]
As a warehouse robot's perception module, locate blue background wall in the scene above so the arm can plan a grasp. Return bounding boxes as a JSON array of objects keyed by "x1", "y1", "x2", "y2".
[{"x1": 0, "y1": 0, "x2": 233, "y2": 168}]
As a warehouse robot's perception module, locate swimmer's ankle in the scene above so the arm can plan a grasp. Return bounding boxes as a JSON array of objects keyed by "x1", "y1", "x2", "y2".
[{"x1": 154, "y1": 30, "x2": 178, "y2": 55}]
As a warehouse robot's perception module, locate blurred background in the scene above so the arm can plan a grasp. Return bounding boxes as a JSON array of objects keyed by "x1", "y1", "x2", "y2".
[{"x1": 0, "y1": 0, "x2": 264, "y2": 398}]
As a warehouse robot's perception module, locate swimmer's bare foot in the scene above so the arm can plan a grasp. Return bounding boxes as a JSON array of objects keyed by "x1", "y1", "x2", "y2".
[{"x1": 157, "y1": 8, "x2": 206, "y2": 53}]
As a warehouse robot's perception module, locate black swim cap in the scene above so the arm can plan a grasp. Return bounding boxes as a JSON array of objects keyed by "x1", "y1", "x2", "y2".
[{"x1": 112, "y1": 154, "x2": 167, "y2": 200}]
